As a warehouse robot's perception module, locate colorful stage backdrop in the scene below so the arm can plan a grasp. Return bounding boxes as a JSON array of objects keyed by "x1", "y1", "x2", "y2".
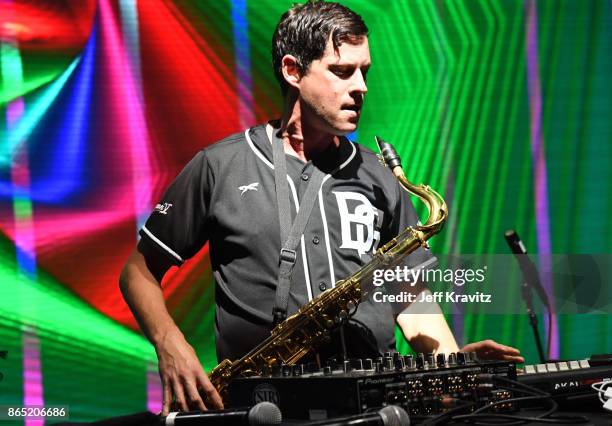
[{"x1": 0, "y1": 0, "x2": 611, "y2": 422}]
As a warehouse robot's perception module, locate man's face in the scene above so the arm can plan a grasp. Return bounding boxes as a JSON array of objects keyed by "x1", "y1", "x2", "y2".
[{"x1": 297, "y1": 36, "x2": 370, "y2": 136}]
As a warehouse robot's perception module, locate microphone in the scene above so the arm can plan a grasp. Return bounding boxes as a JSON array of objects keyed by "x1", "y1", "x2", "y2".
[
  {"x1": 304, "y1": 405, "x2": 410, "y2": 426},
  {"x1": 162, "y1": 402, "x2": 281, "y2": 426},
  {"x1": 504, "y1": 230, "x2": 550, "y2": 307}
]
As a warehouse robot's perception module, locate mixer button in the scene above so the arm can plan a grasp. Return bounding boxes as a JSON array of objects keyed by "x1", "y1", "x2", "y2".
[
  {"x1": 557, "y1": 362, "x2": 569, "y2": 371},
  {"x1": 535, "y1": 364, "x2": 547, "y2": 373}
]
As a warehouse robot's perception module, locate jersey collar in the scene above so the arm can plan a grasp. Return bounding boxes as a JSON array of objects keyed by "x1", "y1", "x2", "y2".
[{"x1": 245, "y1": 123, "x2": 357, "y2": 174}]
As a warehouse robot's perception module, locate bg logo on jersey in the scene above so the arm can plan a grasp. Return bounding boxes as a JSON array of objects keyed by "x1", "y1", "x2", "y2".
[{"x1": 334, "y1": 191, "x2": 380, "y2": 257}]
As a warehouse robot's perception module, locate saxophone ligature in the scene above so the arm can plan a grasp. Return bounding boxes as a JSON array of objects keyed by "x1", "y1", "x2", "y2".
[{"x1": 209, "y1": 136, "x2": 448, "y2": 400}]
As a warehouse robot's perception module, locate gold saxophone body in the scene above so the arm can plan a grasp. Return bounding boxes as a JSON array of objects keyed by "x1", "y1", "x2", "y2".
[{"x1": 209, "y1": 137, "x2": 448, "y2": 400}]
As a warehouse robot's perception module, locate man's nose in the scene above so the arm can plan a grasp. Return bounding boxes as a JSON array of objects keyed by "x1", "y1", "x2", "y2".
[{"x1": 351, "y1": 70, "x2": 368, "y2": 94}]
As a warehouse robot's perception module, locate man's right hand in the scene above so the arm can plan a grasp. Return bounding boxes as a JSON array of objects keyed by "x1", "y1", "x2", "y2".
[
  {"x1": 156, "y1": 330, "x2": 224, "y2": 415},
  {"x1": 119, "y1": 245, "x2": 224, "y2": 415}
]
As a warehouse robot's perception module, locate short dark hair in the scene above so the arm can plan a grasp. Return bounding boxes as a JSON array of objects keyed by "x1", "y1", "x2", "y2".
[{"x1": 272, "y1": 1, "x2": 369, "y2": 96}]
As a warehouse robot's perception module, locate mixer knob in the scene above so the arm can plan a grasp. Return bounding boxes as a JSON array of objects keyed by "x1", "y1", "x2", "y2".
[
  {"x1": 384, "y1": 357, "x2": 394, "y2": 371},
  {"x1": 448, "y1": 352, "x2": 457, "y2": 365},
  {"x1": 457, "y1": 352, "x2": 467, "y2": 365},
  {"x1": 351, "y1": 359, "x2": 364, "y2": 370},
  {"x1": 470, "y1": 351, "x2": 478, "y2": 362},
  {"x1": 292, "y1": 364, "x2": 304, "y2": 376},
  {"x1": 282, "y1": 364, "x2": 292, "y2": 377},
  {"x1": 272, "y1": 364, "x2": 282, "y2": 377},
  {"x1": 363, "y1": 359, "x2": 373, "y2": 370},
  {"x1": 436, "y1": 353, "x2": 446, "y2": 367},
  {"x1": 416, "y1": 353, "x2": 425, "y2": 369},
  {"x1": 394, "y1": 357, "x2": 405, "y2": 371},
  {"x1": 404, "y1": 355, "x2": 415, "y2": 369},
  {"x1": 427, "y1": 353, "x2": 435, "y2": 367},
  {"x1": 343, "y1": 360, "x2": 351, "y2": 373},
  {"x1": 323, "y1": 366, "x2": 332, "y2": 375}
]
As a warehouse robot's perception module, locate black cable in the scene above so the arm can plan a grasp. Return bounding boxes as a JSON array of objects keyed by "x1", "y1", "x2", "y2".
[
  {"x1": 453, "y1": 412, "x2": 590, "y2": 425},
  {"x1": 451, "y1": 382, "x2": 555, "y2": 425},
  {"x1": 487, "y1": 375, "x2": 548, "y2": 396},
  {"x1": 417, "y1": 385, "x2": 546, "y2": 426},
  {"x1": 453, "y1": 388, "x2": 589, "y2": 426},
  {"x1": 420, "y1": 400, "x2": 476, "y2": 426}
]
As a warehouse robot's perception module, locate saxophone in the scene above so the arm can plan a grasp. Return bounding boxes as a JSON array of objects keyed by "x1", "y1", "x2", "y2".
[{"x1": 209, "y1": 136, "x2": 448, "y2": 400}]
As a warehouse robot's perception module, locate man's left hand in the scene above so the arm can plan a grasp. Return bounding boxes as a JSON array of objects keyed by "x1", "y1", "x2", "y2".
[{"x1": 461, "y1": 339, "x2": 524, "y2": 363}]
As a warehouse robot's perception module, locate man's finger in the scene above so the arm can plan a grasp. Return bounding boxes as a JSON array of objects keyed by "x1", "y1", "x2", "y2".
[
  {"x1": 503, "y1": 354, "x2": 525, "y2": 363},
  {"x1": 488, "y1": 340, "x2": 521, "y2": 354},
  {"x1": 480, "y1": 340, "x2": 521, "y2": 355},
  {"x1": 482, "y1": 339, "x2": 506, "y2": 351},
  {"x1": 502, "y1": 345, "x2": 521, "y2": 355},
  {"x1": 172, "y1": 379, "x2": 189, "y2": 412},
  {"x1": 197, "y1": 374, "x2": 224, "y2": 410},
  {"x1": 161, "y1": 381, "x2": 172, "y2": 416},
  {"x1": 183, "y1": 379, "x2": 206, "y2": 412}
]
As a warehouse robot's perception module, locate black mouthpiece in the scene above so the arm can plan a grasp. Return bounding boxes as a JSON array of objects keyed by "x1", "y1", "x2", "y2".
[{"x1": 375, "y1": 136, "x2": 402, "y2": 169}]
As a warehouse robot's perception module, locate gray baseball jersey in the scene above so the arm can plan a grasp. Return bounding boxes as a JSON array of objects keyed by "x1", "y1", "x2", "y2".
[{"x1": 139, "y1": 124, "x2": 435, "y2": 361}]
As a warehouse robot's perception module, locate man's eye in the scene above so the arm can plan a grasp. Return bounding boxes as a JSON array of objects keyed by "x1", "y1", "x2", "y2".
[{"x1": 333, "y1": 69, "x2": 351, "y2": 78}]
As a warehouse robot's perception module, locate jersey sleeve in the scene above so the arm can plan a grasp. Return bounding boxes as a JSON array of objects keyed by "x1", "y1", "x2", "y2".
[{"x1": 139, "y1": 150, "x2": 213, "y2": 265}]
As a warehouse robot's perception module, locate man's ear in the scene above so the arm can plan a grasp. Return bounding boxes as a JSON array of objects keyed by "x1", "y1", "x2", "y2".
[{"x1": 281, "y1": 55, "x2": 301, "y2": 90}]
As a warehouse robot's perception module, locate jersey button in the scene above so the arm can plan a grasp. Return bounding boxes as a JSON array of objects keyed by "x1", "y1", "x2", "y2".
[
  {"x1": 301, "y1": 173, "x2": 309, "y2": 181},
  {"x1": 319, "y1": 282, "x2": 327, "y2": 291},
  {"x1": 312, "y1": 236, "x2": 320, "y2": 244}
]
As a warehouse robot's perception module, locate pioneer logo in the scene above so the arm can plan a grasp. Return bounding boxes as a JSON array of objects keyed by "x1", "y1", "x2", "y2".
[
  {"x1": 253, "y1": 383, "x2": 280, "y2": 405},
  {"x1": 364, "y1": 377, "x2": 395, "y2": 385}
]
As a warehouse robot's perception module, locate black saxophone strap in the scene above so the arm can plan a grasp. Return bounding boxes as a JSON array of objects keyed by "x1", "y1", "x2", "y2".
[{"x1": 271, "y1": 130, "x2": 326, "y2": 327}]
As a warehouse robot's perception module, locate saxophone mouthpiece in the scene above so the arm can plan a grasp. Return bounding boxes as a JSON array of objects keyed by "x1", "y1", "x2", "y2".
[{"x1": 375, "y1": 136, "x2": 402, "y2": 170}]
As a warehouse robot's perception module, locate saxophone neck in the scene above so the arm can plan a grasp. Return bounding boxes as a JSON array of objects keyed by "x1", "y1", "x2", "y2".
[{"x1": 375, "y1": 136, "x2": 448, "y2": 231}]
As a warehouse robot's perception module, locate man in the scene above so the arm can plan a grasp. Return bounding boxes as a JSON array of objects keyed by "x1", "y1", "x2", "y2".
[{"x1": 120, "y1": 1, "x2": 522, "y2": 415}]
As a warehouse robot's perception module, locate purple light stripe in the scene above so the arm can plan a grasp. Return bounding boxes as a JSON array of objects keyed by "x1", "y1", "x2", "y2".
[
  {"x1": 99, "y1": 0, "x2": 153, "y2": 233},
  {"x1": 119, "y1": 0, "x2": 153, "y2": 233},
  {"x1": 525, "y1": 0, "x2": 558, "y2": 359},
  {"x1": 3, "y1": 1, "x2": 45, "y2": 415},
  {"x1": 117, "y1": 1, "x2": 162, "y2": 410},
  {"x1": 23, "y1": 328, "x2": 44, "y2": 426},
  {"x1": 232, "y1": 0, "x2": 256, "y2": 128},
  {"x1": 146, "y1": 361, "x2": 162, "y2": 413},
  {"x1": 7, "y1": 98, "x2": 24, "y2": 127}
]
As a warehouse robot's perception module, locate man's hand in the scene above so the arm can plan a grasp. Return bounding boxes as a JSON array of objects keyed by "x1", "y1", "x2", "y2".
[
  {"x1": 461, "y1": 339, "x2": 524, "y2": 363},
  {"x1": 156, "y1": 330, "x2": 224, "y2": 415}
]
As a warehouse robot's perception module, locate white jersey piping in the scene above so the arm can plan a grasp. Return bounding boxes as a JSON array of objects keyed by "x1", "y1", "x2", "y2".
[{"x1": 141, "y1": 225, "x2": 184, "y2": 263}]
